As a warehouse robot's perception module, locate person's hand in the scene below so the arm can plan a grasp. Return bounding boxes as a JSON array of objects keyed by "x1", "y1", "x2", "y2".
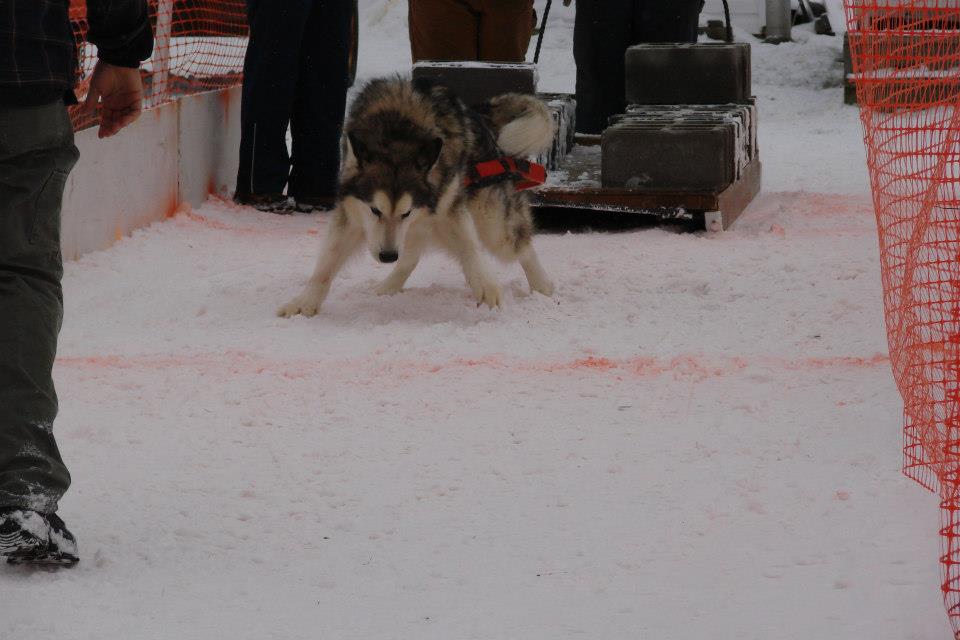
[
  {"x1": 83, "y1": 61, "x2": 144, "y2": 139},
  {"x1": 563, "y1": 0, "x2": 572, "y2": 5}
]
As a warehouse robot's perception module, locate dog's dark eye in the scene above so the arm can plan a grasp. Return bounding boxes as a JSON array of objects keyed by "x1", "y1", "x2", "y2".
[
  {"x1": 370, "y1": 207, "x2": 383, "y2": 218},
  {"x1": 401, "y1": 210, "x2": 412, "y2": 220}
]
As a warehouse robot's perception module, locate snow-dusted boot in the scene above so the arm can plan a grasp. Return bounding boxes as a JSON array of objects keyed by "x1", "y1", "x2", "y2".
[{"x1": 0, "y1": 508, "x2": 78, "y2": 566}]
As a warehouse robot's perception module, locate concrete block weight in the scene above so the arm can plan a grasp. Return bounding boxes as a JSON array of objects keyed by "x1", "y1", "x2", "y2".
[
  {"x1": 412, "y1": 62, "x2": 538, "y2": 108},
  {"x1": 601, "y1": 121, "x2": 738, "y2": 192},
  {"x1": 615, "y1": 102, "x2": 757, "y2": 172},
  {"x1": 624, "y1": 43, "x2": 752, "y2": 105},
  {"x1": 536, "y1": 93, "x2": 577, "y2": 170}
]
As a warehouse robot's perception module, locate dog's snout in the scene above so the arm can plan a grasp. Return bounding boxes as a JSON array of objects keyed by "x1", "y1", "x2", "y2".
[{"x1": 379, "y1": 250, "x2": 399, "y2": 263}]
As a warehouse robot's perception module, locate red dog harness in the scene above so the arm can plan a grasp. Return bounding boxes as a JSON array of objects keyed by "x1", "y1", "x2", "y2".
[{"x1": 464, "y1": 157, "x2": 547, "y2": 191}]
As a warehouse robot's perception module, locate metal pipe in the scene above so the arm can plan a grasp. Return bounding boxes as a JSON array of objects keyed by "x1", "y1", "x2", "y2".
[{"x1": 765, "y1": 0, "x2": 792, "y2": 42}]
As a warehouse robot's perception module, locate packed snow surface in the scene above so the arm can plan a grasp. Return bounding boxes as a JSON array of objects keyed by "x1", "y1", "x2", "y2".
[{"x1": 2, "y1": 2, "x2": 952, "y2": 639}]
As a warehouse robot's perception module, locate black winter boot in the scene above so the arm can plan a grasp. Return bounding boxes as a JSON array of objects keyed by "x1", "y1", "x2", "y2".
[{"x1": 0, "y1": 508, "x2": 78, "y2": 566}]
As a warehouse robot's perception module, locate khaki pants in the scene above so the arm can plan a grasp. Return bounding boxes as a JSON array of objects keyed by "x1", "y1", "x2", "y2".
[{"x1": 409, "y1": 0, "x2": 535, "y2": 63}]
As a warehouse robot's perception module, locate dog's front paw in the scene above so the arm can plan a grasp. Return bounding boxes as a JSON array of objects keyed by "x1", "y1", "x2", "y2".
[
  {"x1": 471, "y1": 278, "x2": 502, "y2": 309},
  {"x1": 277, "y1": 291, "x2": 324, "y2": 318},
  {"x1": 530, "y1": 276, "x2": 555, "y2": 298},
  {"x1": 374, "y1": 278, "x2": 404, "y2": 296}
]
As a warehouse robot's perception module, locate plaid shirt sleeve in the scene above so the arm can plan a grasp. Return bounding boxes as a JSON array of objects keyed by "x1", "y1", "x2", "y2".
[
  {"x1": 0, "y1": 0, "x2": 152, "y2": 106},
  {"x1": 86, "y1": 0, "x2": 153, "y2": 68}
]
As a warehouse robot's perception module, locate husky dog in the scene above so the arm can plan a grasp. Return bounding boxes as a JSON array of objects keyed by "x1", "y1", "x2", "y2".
[{"x1": 277, "y1": 77, "x2": 555, "y2": 317}]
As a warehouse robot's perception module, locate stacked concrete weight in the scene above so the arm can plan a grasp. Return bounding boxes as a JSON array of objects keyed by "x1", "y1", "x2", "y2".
[
  {"x1": 411, "y1": 62, "x2": 576, "y2": 171},
  {"x1": 607, "y1": 103, "x2": 757, "y2": 187},
  {"x1": 602, "y1": 43, "x2": 756, "y2": 191},
  {"x1": 602, "y1": 121, "x2": 737, "y2": 191},
  {"x1": 620, "y1": 103, "x2": 757, "y2": 165},
  {"x1": 624, "y1": 43, "x2": 751, "y2": 105},
  {"x1": 411, "y1": 61, "x2": 538, "y2": 108},
  {"x1": 536, "y1": 93, "x2": 577, "y2": 171}
]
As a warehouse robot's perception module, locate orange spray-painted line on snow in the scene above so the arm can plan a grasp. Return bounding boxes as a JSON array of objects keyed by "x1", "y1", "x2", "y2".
[{"x1": 56, "y1": 351, "x2": 890, "y2": 380}]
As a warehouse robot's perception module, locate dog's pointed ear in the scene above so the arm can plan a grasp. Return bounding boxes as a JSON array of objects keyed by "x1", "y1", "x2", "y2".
[
  {"x1": 416, "y1": 137, "x2": 443, "y2": 172},
  {"x1": 347, "y1": 130, "x2": 371, "y2": 166}
]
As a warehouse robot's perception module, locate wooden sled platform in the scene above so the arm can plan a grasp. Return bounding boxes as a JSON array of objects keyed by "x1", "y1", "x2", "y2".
[{"x1": 531, "y1": 135, "x2": 762, "y2": 233}]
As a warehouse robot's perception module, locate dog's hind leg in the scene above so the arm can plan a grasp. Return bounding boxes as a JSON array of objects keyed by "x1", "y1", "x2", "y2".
[
  {"x1": 438, "y1": 209, "x2": 502, "y2": 309},
  {"x1": 375, "y1": 222, "x2": 429, "y2": 296},
  {"x1": 518, "y1": 244, "x2": 555, "y2": 297},
  {"x1": 277, "y1": 212, "x2": 363, "y2": 317}
]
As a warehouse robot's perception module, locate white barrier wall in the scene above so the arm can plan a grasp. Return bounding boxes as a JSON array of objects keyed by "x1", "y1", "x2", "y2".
[
  {"x1": 178, "y1": 87, "x2": 243, "y2": 208},
  {"x1": 61, "y1": 86, "x2": 242, "y2": 260}
]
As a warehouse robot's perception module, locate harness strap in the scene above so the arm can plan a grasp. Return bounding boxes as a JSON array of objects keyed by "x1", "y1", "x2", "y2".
[{"x1": 464, "y1": 157, "x2": 547, "y2": 192}]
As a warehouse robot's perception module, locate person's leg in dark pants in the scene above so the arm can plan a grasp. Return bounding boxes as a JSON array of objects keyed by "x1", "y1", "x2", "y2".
[
  {"x1": 0, "y1": 101, "x2": 78, "y2": 515},
  {"x1": 573, "y1": 0, "x2": 635, "y2": 133},
  {"x1": 288, "y1": 0, "x2": 352, "y2": 206},
  {"x1": 574, "y1": 0, "x2": 704, "y2": 133},
  {"x1": 236, "y1": 0, "x2": 313, "y2": 200},
  {"x1": 636, "y1": 0, "x2": 703, "y2": 43}
]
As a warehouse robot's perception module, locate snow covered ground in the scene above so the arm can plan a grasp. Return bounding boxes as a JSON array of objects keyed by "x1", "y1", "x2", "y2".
[{"x1": 2, "y1": 2, "x2": 953, "y2": 639}]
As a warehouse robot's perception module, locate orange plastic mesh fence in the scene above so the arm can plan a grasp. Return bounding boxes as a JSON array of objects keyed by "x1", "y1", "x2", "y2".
[
  {"x1": 69, "y1": 0, "x2": 247, "y2": 130},
  {"x1": 843, "y1": 0, "x2": 960, "y2": 633}
]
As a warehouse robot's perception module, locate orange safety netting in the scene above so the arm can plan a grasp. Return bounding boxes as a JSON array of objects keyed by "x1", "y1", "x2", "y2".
[
  {"x1": 844, "y1": 0, "x2": 960, "y2": 634},
  {"x1": 69, "y1": 0, "x2": 247, "y2": 130}
]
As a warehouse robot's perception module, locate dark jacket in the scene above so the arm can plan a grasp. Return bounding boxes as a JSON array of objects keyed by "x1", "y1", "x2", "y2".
[{"x1": 0, "y1": 0, "x2": 154, "y2": 106}]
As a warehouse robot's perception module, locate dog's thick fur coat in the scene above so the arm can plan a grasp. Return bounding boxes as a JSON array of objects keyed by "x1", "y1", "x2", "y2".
[{"x1": 278, "y1": 77, "x2": 555, "y2": 317}]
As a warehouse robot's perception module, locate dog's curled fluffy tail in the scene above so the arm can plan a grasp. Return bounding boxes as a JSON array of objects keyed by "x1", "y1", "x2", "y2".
[{"x1": 487, "y1": 94, "x2": 555, "y2": 158}]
